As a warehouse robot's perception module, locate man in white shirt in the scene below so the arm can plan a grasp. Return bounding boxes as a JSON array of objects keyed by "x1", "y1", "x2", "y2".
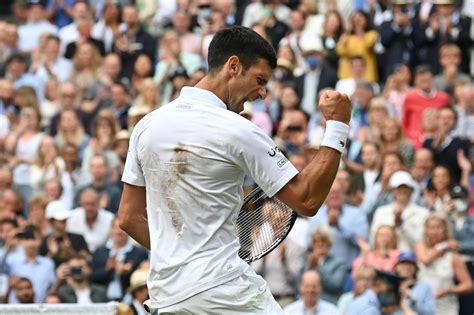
[
  {"x1": 18, "y1": 1, "x2": 58, "y2": 52},
  {"x1": 119, "y1": 26, "x2": 352, "y2": 314},
  {"x1": 370, "y1": 171, "x2": 430, "y2": 251},
  {"x1": 67, "y1": 188, "x2": 115, "y2": 253},
  {"x1": 283, "y1": 270, "x2": 338, "y2": 315}
]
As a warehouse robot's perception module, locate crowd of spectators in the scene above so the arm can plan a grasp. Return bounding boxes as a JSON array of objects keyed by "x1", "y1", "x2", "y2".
[{"x1": 0, "y1": 0, "x2": 472, "y2": 314}]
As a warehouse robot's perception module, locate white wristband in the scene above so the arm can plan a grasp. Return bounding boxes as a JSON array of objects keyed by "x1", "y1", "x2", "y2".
[{"x1": 321, "y1": 120, "x2": 350, "y2": 153}]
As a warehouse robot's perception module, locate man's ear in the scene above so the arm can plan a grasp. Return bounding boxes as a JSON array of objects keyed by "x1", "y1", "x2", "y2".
[{"x1": 226, "y1": 55, "x2": 241, "y2": 77}]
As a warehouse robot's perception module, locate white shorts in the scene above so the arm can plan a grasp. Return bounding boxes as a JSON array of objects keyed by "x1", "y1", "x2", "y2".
[{"x1": 147, "y1": 268, "x2": 283, "y2": 315}]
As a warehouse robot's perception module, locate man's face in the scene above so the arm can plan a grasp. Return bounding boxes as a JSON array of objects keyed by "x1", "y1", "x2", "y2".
[
  {"x1": 90, "y1": 157, "x2": 108, "y2": 180},
  {"x1": 438, "y1": 108, "x2": 456, "y2": 132},
  {"x1": 51, "y1": 219, "x2": 67, "y2": 233},
  {"x1": 22, "y1": 237, "x2": 41, "y2": 258},
  {"x1": 123, "y1": 7, "x2": 139, "y2": 27},
  {"x1": 0, "y1": 79, "x2": 14, "y2": 102},
  {"x1": 395, "y1": 262, "x2": 417, "y2": 279},
  {"x1": 16, "y1": 279, "x2": 35, "y2": 303},
  {"x1": 45, "y1": 39, "x2": 60, "y2": 58},
  {"x1": 102, "y1": 55, "x2": 121, "y2": 80},
  {"x1": 326, "y1": 182, "x2": 345, "y2": 209},
  {"x1": 111, "y1": 85, "x2": 128, "y2": 107},
  {"x1": 361, "y1": 144, "x2": 379, "y2": 169},
  {"x1": 415, "y1": 72, "x2": 433, "y2": 93},
  {"x1": 227, "y1": 58, "x2": 271, "y2": 113},
  {"x1": 392, "y1": 185, "x2": 412, "y2": 204},
  {"x1": 80, "y1": 191, "x2": 100, "y2": 220},
  {"x1": 300, "y1": 272, "x2": 321, "y2": 307},
  {"x1": 7, "y1": 60, "x2": 27, "y2": 78}
]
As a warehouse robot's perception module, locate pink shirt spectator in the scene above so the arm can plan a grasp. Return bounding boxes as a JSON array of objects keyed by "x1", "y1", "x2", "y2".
[
  {"x1": 402, "y1": 89, "x2": 451, "y2": 147},
  {"x1": 352, "y1": 249, "x2": 400, "y2": 277}
]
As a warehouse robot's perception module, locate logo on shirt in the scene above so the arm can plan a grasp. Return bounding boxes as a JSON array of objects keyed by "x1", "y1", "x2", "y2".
[
  {"x1": 267, "y1": 146, "x2": 281, "y2": 157},
  {"x1": 277, "y1": 158, "x2": 288, "y2": 168},
  {"x1": 339, "y1": 140, "x2": 345, "y2": 148}
]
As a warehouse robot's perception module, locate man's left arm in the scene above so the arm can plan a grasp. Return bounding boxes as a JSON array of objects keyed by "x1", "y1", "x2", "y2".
[{"x1": 118, "y1": 183, "x2": 150, "y2": 250}]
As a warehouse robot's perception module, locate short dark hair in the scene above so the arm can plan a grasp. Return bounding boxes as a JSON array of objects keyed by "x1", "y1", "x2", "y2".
[
  {"x1": 415, "y1": 64, "x2": 433, "y2": 76},
  {"x1": 207, "y1": 26, "x2": 277, "y2": 73}
]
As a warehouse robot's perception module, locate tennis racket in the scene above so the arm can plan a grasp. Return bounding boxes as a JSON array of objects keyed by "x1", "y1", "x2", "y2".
[{"x1": 237, "y1": 187, "x2": 298, "y2": 263}]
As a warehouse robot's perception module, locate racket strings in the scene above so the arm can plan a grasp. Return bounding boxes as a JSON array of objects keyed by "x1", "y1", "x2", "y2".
[{"x1": 237, "y1": 189, "x2": 294, "y2": 262}]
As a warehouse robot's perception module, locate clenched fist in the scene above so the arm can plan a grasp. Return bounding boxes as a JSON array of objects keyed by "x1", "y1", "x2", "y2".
[{"x1": 318, "y1": 90, "x2": 351, "y2": 124}]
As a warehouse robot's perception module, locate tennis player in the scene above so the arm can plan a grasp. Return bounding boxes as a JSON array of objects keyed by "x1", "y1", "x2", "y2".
[{"x1": 118, "y1": 26, "x2": 352, "y2": 314}]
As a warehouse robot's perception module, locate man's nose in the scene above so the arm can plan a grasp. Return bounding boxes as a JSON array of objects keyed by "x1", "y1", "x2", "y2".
[{"x1": 258, "y1": 86, "x2": 267, "y2": 100}]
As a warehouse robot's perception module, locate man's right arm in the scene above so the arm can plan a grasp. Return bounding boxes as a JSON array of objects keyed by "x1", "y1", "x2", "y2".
[{"x1": 276, "y1": 91, "x2": 352, "y2": 217}]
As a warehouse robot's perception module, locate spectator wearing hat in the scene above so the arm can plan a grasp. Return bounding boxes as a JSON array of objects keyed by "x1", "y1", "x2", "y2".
[
  {"x1": 283, "y1": 270, "x2": 338, "y2": 315},
  {"x1": 40, "y1": 200, "x2": 89, "y2": 266},
  {"x1": 393, "y1": 252, "x2": 436, "y2": 315},
  {"x1": 294, "y1": 37, "x2": 338, "y2": 116},
  {"x1": 17, "y1": 0, "x2": 58, "y2": 52},
  {"x1": 7, "y1": 226, "x2": 55, "y2": 303},
  {"x1": 377, "y1": 0, "x2": 415, "y2": 82},
  {"x1": 91, "y1": 218, "x2": 148, "y2": 301},
  {"x1": 413, "y1": 0, "x2": 472, "y2": 75},
  {"x1": 371, "y1": 171, "x2": 430, "y2": 252},
  {"x1": 127, "y1": 269, "x2": 149, "y2": 315},
  {"x1": 416, "y1": 214, "x2": 472, "y2": 315},
  {"x1": 347, "y1": 269, "x2": 408, "y2": 315}
]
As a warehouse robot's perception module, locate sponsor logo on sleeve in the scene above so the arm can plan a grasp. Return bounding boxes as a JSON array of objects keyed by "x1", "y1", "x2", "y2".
[{"x1": 267, "y1": 146, "x2": 281, "y2": 157}]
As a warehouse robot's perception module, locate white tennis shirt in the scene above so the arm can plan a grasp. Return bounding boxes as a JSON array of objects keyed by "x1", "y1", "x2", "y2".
[{"x1": 122, "y1": 87, "x2": 298, "y2": 308}]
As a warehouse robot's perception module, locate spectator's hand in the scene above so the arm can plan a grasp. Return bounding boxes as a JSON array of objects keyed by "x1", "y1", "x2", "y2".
[
  {"x1": 356, "y1": 236, "x2": 370, "y2": 255},
  {"x1": 307, "y1": 252, "x2": 320, "y2": 269},
  {"x1": 435, "y1": 288, "x2": 451, "y2": 299},
  {"x1": 428, "y1": 14, "x2": 440, "y2": 32},
  {"x1": 447, "y1": 240, "x2": 458, "y2": 251},
  {"x1": 318, "y1": 90, "x2": 351, "y2": 124},
  {"x1": 344, "y1": 18, "x2": 353, "y2": 34},
  {"x1": 328, "y1": 207, "x2": 340, "y2": 226},
  {"x1": 457, "y1": 149, "x2": 472, "y2": 173},
  {"x1": 400, "y1": 279, "x2": 416, "y2": 299},
  {"x1": 106, "y1": 255, "x2": 116, "y2": 271},
  {"x1": 56, "y1": 263, "x2": 70, "y2": 281},
  {"x1": 115, "y1": 261, "x2": 133, "y2": 275},
  {"x1": 47, "y1": 236, "x2": 59, "y2": 256},
  {"x1": 393, "y1": 204, "x2": 404, "y2": 226},
  {"x1": 443, "y1": 64, "x2": 457, "y2": 84},
  {"x1": 422, "y1": 189, "x2": 436, "y2": 209}
]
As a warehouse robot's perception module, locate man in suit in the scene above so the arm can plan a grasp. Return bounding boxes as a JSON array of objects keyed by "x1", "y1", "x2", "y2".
[
  {"x1": 91, "y1": 218, "x2": 148, "y2": 301},
  {"x1": 413, "y1": 0, "x2": 472, "y2": 74},
  {"x1": 294, "y1": 37, "x2": 338, "y2": 116}
]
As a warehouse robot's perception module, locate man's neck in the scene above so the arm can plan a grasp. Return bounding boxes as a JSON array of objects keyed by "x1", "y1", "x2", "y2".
[
  {"x1": 93, "y1": 178, "x2": 105, "y2": 187},
  {"x1": 86, "y1": 214, "x2": 98, "y2": 227},
  {"x1": 304, "y1": 298, "x2": 317, "y2": 311}
]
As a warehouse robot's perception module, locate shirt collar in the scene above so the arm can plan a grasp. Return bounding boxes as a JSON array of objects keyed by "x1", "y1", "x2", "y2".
[{"x1": 179, "y1": 87, "x2": 228, "y2": 110}]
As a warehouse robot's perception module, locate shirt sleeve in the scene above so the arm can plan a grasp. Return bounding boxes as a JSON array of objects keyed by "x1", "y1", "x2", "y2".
[
  {"x1": 229, "y1": 121, "x2": 298, "y2": 198},
  {"x1": 121, "y1": 126, "x2": 146, "y2": 187}
]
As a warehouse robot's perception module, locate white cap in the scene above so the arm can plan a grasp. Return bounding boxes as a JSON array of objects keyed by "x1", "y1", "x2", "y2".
[
  {"x1": 300, "y1": 37, "x2": 325, "y2": 55},
  {"x1": 45, "y1": 200, "x2": 71, "y2": 221},
  {"x1": 389, "y1": 171, "x2": 417, "y2": 190}
]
